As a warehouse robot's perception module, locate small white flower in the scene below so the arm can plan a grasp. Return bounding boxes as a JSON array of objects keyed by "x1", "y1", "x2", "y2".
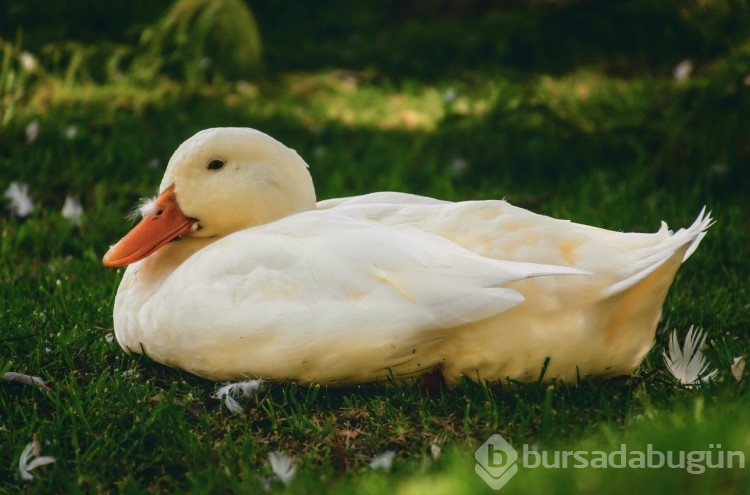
[
  {"x1": 4, "y1": 182, "x2": 34, "y2": 218},
  {"x1": 61, "y1": 195, "x2": 84, "y2": 225},
  {"x1": 731, "y1": 357, "x2": 745, "y2": 382},
  {"x1": 268, "y1": 451, "x2": 296, "y2": 485},
  {"x1": 369, "y1": 450, "x2": 396, "y2": 471},
  {"x1": 105, "y1": 332, "x2": 115, "y2": 344},
  {"x1": 212, "y1": 379, "x2": 263, "y2": 413},
  {"x1": 25, "y1": 120, "x2": 40, "y2": 144},
  {"x1": 64, "y1": 125, "x2": 78, "y2": 140},
  {"x1": 663, "y1": 326, "x2": 717, "y2": 387},
  {"x1": 673, "y1": 59, "x2": 693, "y2": 82},
  {"x1": 19, "y1": 51, "x2": 38, "y2": 73},
  {"x1": 18, "y1": 438, "x2": 56, "y2": 481}
]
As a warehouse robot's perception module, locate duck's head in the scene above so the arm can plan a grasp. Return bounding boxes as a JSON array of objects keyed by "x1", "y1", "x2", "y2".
[{"x1": 103, "y1": 127, "x2": 316, "y2": 268}]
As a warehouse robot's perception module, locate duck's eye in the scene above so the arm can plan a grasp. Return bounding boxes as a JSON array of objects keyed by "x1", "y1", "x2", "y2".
[{"x1": 207, "y1": 159, "x2": 225, "y2": 170}]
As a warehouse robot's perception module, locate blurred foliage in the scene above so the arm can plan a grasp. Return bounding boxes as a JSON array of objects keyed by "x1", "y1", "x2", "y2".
[
  {"x1": 0, "y1": 0, "x2": 749, "y2": 187},
  {"x1": 0, "y1": 0, "x2": 262, "y2": 102},
  {"x1": 138, "y1": 0, "x2": 262, "y2": 84}
]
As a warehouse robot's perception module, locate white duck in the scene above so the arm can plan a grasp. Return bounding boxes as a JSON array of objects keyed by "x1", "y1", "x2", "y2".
[{"x1": 103, "y1": 127, "x2": 712, "y2": 385}]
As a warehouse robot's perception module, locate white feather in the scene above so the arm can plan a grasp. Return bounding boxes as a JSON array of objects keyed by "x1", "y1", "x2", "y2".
[
  {"x1": 61, "y1": 195, "x2": 84, "y2": 225},
  {"x1": 212, "y1": 379, "x2": 263, "y2": 413},
  {"x1": 268, "y1": 452, "x2": 296, "y2": 485},
  {"x1": 18, "y1": 441, "x2": 55, "y2": 482},
  {"x1": 663, "y1": 326, "x2": 717, "y2": 387},
  {"x1": 369, "y1": 450, "x2": 396, "y2": 470},
  {"x1": 127, "y1": 196, "x2": 158, "y2": 222},
  {"x1": 4, "y1": 182, "x2": 34, "y2": 218}
]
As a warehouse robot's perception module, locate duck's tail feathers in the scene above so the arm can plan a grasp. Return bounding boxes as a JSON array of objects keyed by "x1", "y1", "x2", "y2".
[
  {"x1": 680, "y1": 206, "x2": 714, "y2": 262},
  {"x1": 601, "y1": 208, "x2": 713, "y2": 299}
]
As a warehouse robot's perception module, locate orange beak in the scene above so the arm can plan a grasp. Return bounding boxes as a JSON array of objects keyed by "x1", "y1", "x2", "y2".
[{"x1": 103, "y1": 185, "x2": 197, "y2": 268}]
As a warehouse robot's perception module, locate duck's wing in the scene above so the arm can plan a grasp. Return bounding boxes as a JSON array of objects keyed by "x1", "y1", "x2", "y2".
[{"x1": 322, "y1": 197, "x2": 712, "y2": 301}]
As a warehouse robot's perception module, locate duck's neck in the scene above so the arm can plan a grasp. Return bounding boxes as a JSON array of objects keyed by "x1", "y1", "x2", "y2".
[{"x1": 131, "y1": 236, "x2": 217, "y2": 287}]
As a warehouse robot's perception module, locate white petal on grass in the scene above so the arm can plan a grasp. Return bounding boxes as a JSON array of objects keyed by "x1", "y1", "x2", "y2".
[
  {"x1": 212, "y1": 379, "x2": 263, "y2": 413},
  {"x1": 430, "y1": 443, "x2": 442, "y2": 460},
  {"x1": 443, "y1": 87, "x2": 457, "y2": 103},
  {"x1": 369, "y1": 450, "x2": 396, "y2": 471},
  {"x1": 663, "y1": 326, "x2": 717, "y2": 387},
  {"x1": 105, "y1": 332, "x2": 115, "y2": 344},
  {"x1": 268, "y1": 451, "x2": 296, "y2": 485},
  {"x1": 61, "y1": 196, "x2": 84, "y2": 225},
  {"x1": 25, "y1": 121, "x2": 40, "y2": 144},
  {"x1": 731, "y1": 357, "x2": 745, "y2": 382},
  {"x1": 18, "y1": 439, "x2": 56, "y2": 481},
  {"x1": 4, "y1": 182, "x2": 34, "y2": 218},
  {"x1": 673, "y1": 59, "x2": 693, "y2": 82},
  {"x1": 64, "y1": 125, "x2": 78, "y2": 140},
  {"x1": 19, "y1": 51, "x2": 38, "y2": 72}
]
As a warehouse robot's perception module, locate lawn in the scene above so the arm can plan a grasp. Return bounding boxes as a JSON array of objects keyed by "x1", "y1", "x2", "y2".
[{"x1": 1, "y1": 1, "x2": 749, "y2": 493}]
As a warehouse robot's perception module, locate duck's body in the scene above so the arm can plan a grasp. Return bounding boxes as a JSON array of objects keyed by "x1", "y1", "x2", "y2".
[{"x1": 104, "y1": 128, "x2": 711, "y2": 384}]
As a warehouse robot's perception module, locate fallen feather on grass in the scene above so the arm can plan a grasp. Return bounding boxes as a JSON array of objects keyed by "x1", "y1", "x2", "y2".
[
  {"x1": 369, "y1": 450, "x2": 396, "y2": 471},
  {"x1": 25, "y1": 121, "x2": 40, "y2": 144},
  {"x1": 64, "y1": 125, "x2": 78, "y2": 140},
  {"x1": 61, "y1": 195, "x2": 84, "y2": 225},
  {"x1": 212, "y1": 379, "x2": 263, "y2": 413},
  {"x1": 19, "y1": 51, "x2": 38, "y2": 73},
  {"x1": 18, "y1": 436, "x2": 56, "y2": 481},
  {"x1": 673, "y1": 59, "x2": 693, "y2": 82},
  {"x1": 4, "y1": 182, "x2": 34, "y2": 218},
  {"x1": 663, "y1": 326, "x2": 717, "y2": 387},
  {"x1": 430, "y1": 443, "x2": 442, "y2": 460},
  {"x1": 268, "y1": 451, "x2": 296, "y2": 485},
  {"x1": 1, "y1": 372, "x2": 50, "y2": 391},
  {"x1": 731, "y1": 357, "x2": 745, "y2": 382}
]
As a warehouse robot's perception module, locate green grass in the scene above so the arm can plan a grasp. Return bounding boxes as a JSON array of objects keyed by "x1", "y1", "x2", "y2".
[{"x1": 2, "y1": 1, "x2": 750, "y2": 493}]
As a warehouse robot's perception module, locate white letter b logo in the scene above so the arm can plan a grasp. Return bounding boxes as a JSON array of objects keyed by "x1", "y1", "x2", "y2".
[{"x1": 475, "y1": 434, "x2": 519, "y2": 490}]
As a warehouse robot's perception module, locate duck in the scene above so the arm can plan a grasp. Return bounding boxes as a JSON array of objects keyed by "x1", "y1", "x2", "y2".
[{"x1": 103, "y1": 127, "x2": 712, "y2": 385}]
